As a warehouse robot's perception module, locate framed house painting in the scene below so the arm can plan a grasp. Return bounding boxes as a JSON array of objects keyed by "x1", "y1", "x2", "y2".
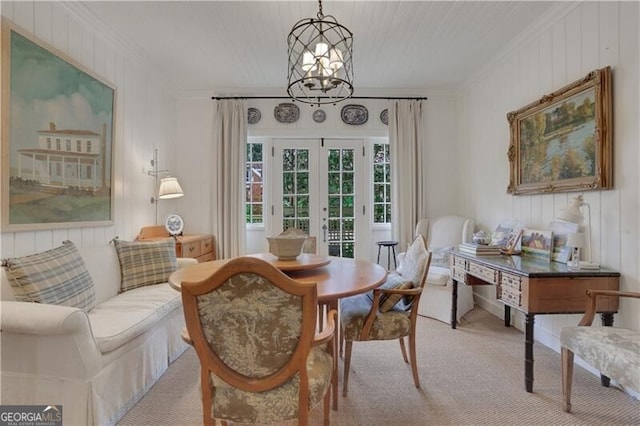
[
  {"x1": 506, "y1": 66, "x2": 612, "y2": 195},
  {"x1": 1, "y1": 19, "x2": 116, "y2": 231}
]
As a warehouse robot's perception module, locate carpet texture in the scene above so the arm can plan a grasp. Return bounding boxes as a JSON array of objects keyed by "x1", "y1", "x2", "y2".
[{"x1": 118, "y1": 308, "x2": 639, "y2": 425}]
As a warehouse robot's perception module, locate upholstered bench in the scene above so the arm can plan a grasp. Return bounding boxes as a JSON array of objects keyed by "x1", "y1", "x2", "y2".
[{"x1": 560, "y1": 290, "x2": 640, "y2": 413}]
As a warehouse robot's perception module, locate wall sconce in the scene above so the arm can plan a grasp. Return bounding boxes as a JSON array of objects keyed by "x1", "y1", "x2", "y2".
[
  {"x1": 557, "y1": 195, "x2": 599, "y2": 269},
  {"x1": 148, "y1": 148, "x2": 184, "y2": 223}
]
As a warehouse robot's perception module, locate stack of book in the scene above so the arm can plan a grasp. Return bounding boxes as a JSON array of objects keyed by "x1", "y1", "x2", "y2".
[{"x1": 458, "y1": 243, "x2": 502, "y2": 256}]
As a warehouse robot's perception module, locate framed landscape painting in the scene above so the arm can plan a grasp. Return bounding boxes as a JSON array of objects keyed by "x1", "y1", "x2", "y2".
[
  {"x1": 507, "y1": 66, "x2": 612, "y2": 195},
  {"x1": 1, "y1": 20, "x2": 116, "y2": 231}
]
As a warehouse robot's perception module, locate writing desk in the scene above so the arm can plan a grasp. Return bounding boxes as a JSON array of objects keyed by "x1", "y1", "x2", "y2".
[{"x1": 450, "y1": 250, "x2": 620, "y2": 392}]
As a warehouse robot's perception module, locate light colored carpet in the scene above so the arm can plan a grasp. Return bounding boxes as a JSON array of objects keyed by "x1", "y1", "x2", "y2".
[{"x1": 118, "y1": 308, "x2": 639, "y2": 425}]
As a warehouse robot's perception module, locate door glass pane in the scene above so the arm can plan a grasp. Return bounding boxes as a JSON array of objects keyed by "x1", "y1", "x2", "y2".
[
  {"x1": 281, "y1": 148, "x2": 310, "y2": 234},
  {"x1": 326, "y1": 148, "x2": 356, "y2": 258}
]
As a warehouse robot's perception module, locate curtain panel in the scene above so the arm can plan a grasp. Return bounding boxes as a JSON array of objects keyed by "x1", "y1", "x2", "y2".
[
  {"x1": 389, "y1": 100, "x2": 426, "y2": 249},
  {"x1": 212, "y1": 100, "x2": 247, "y2": 258}
]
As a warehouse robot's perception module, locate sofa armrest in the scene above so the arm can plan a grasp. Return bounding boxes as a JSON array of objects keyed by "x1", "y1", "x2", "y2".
[
  {"x1": 177, "y1": 257, "x2": 198, "y2": 268},
  {"x1": 1, "y1": 301, "x2": 102, "y2": 378}
]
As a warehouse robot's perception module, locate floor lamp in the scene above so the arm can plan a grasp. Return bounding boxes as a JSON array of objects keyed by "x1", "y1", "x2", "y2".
[{"x1": 557, "y1": 195, "x2": 599, "y2": 269}]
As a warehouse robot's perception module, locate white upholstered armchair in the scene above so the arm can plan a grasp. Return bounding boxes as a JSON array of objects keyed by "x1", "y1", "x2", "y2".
[{"x1": 397, "y1": 216, "x2": 475, "y2": 326}]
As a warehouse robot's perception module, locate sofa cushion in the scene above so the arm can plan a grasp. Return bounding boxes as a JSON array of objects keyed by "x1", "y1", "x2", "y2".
[
  {"x1": 426, "y1": 266, "x2": 451, "y2": 286},
  {"x1": 88, "y1": 283, "x2": 182, "y2": 353},
  {"x1": 2, "y1": 241, "x2": 96, "y2": 311},
  {"x1": 113, "y1": 239, "x2": 178, "y2": 293}
]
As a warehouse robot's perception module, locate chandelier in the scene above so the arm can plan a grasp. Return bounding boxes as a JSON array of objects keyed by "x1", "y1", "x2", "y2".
[{"x1": 287, "y1": 0, "x2": 354, "y2": 105}]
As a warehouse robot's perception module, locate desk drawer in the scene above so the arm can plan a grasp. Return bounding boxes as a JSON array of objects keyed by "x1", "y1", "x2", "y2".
[
  {"x1": 468, "y1": 262, "x2": 499, "y2": 284},
  {"x1": 499, "y1": 272, "x2": 522, "y2": 307}
]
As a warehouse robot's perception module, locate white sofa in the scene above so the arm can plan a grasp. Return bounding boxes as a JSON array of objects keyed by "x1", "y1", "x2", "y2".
[
  {"x1": 1, "y1": 243, "x2": 196, "y2": 426},
  {"x1": 399, "y1": 216, "x2": 475, "y2": 325}
]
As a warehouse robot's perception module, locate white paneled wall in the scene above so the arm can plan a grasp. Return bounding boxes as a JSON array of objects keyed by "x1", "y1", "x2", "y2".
[
  {"x1": 460, "y1": 2, "x2": 640, "y2": 345},
  {"x1": 174, "y1": 92, "x2": 462, "y2": 262},
  {"x1": 0, "y1": 2, "x2": 178, "y2": 258}
]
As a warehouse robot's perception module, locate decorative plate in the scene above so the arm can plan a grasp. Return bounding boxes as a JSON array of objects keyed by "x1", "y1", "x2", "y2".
[
  {"x1": 380, "y1": 108, "x2": 389, "y2": 125},
  {"x1": 341, "y1": 104, "x2": 368, "y2": 125},
  {"x1": 247, "y1": 107, "x2": 261, "y2": 124},
  {"x1": 164, "y1": 213, "x2": 184, "y2": 236},
  {"x1": 313, "y1": 109, "x2": 326, "y2": 123},
  {"x1": 274, "y1": 103, "x2": 300, "y2": 123}
]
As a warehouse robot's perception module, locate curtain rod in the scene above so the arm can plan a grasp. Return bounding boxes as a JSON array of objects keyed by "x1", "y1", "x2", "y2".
[{"x1": 211, "y1": 96, "x2": 427, "y2": 101}]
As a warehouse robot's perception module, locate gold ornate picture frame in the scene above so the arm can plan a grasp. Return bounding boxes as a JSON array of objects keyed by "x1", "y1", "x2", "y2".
[
  {"x1": 507, "y1": 66, "x2": 612, "y2": 195},
  {"x1": 1, "y1": 19, "x2": 116, "y2": 231}
]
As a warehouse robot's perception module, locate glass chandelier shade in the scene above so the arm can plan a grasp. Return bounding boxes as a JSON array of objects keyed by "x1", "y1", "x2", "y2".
[{"x1": 287, "y1": 0, "x2": 353, "y2": 105}]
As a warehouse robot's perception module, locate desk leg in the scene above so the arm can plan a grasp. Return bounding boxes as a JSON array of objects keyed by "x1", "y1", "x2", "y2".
[
  {"x1": 504, "y1": 305, "x2": 511, "y2": 327},
  {"x1": 525, "y1": 313, "x2": 535, "y2": 393},
  {"x1": 599, "y1": 313, "x2": 615, "y2": 387},
  {"x1": 451, "y1": 280, "x2": 458, "y2": 329}
]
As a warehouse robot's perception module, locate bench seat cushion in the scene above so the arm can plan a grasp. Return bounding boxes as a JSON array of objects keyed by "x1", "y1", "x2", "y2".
[
  {"x1": 89, "y1": 283, "x2": 181, "y2": 353},
  {"x1": 561, "y1": 326, "x2": 640, "y2": 393}
]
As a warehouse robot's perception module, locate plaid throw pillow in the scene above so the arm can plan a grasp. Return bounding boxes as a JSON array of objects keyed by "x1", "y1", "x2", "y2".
[
  {"x1": 368, "y1": 272, "x2": 414, "y2": 313},
  {"x1": 2, "y1": 240, "x2": 96, "y2": 311},
  {"x1": 113, "y1": 239, "x2": 178, "y2": 293}
]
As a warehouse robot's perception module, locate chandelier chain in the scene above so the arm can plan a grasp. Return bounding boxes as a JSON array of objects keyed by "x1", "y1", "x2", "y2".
[{"x1": 317, "y1": 0, "x2": 324, "y2": 19}]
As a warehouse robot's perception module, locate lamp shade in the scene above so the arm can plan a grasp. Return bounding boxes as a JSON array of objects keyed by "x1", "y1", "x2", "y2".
[
  {"x1": 566, "y1": 232, "x2": 585, "y2": 248},
  {"x1": 557, "y1": 195, "x2": 585, "y2": 224},
  {"x1": 158, "y1": 177, "x2": 184, "y2": 199}
]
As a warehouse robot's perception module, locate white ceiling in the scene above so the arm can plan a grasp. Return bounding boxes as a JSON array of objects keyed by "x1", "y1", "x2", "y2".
[{"x1": 78, "y1": 1, "x2": 558, "y2": 96}]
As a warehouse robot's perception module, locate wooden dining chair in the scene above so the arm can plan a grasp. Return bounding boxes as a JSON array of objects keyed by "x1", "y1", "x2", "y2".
[
  {"x1": 181, "y1": 256, "x2": 336, "y2": 426},
  {"x1": 339, "y1": 235, "x2": 432, "y2": 396}
]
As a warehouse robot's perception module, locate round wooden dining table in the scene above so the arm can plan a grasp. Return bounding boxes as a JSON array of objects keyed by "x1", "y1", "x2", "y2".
[
  {"x1": 168, "y1": 252, "x2": 387, "y2": 410},
  {"x1": 168, "y1": 253, "x2": 387, "y2": 303}
]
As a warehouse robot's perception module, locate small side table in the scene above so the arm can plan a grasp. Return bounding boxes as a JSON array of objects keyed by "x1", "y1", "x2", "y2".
[{"x1": 376, "y1": 240, "x2": 398, "y2": 270}]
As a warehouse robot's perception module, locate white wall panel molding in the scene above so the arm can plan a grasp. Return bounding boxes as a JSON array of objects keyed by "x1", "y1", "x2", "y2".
[
  {"x1": 464, "y1": 1, "x2": 581, "y2": 88},
  {"x1": 61, "y1": 2, "x2": 175, "y2": 96}
]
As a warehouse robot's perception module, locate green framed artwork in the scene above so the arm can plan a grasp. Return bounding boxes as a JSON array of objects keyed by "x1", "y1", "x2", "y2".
[
  {"x1": 1, "y1": 19, "x2": 116, "y2": 231},
  {"x1": 507, "y1": 66, "x2": 612, "y2": 195}
]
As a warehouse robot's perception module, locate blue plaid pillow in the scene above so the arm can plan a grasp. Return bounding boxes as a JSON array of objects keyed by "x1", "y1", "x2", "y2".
[{"x1": 2, "y1": 241, "x2": 96, "y2": 311}]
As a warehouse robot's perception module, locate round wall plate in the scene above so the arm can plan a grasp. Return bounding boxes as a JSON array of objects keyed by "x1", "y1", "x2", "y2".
[
  {"x1": 313, "y1": 109, "x2": 326, "y2": 123},
  {"x1": 165, "y1": 213, "x2": 184, "y2": 236},
  {"x1": 247, "y1": 107, "x2": 261, "y2": 124}
]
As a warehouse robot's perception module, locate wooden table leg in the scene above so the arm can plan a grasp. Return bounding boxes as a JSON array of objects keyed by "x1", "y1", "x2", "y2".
[
  {"x1": 328, "y1": 300, "x2": 339, "y2": 410},
  {"x1": 525, "y1": 313, "x2": 535, "y2": 393},
  {"x1": 451, "y1": 280, "x2": 458, "y2": 329},
  {"x1": 504, "y1": 305, "x2": 511, "y2": 327},
  {"x1": 600, "y1": 313, "x2": 615, "y2": 387}
]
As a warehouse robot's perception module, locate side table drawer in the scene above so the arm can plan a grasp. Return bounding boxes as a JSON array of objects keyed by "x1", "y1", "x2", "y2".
[
  {"x1": 201, "y1": 237, "x2": 214, "y2": 257},
  {"x1": 181, "y1": 240, "x2": 202, "y2": 258},
  {"x1": 468, "y1": 262, "x2": 498, "y2": 284}
]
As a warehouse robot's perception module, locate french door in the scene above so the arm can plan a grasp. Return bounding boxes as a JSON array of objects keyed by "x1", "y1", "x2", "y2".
[{"x1": 270, "y1": 138, "x2": 368, "y2": 258}]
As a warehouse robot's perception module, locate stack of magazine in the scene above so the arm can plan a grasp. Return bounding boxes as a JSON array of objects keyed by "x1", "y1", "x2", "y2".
[{"x1": 458, "y1": 243, "x2": 502, "y2": 256}]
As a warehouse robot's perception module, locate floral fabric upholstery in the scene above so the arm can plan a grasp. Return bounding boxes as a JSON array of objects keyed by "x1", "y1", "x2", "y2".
[
  {"x1": 196, "y1": 272, "x2": 332, "y2": 423},
  {"x1": 341, "y1": 293, "x2": 412, "y2": 341},
  {"x1": 561, "y1": 326, "x2": 640, "y2": 393}
]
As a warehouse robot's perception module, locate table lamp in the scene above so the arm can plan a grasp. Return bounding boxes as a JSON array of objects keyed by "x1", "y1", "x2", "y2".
[{"x1": 557, "y1": 195, "x2": 599, "y2": 269}]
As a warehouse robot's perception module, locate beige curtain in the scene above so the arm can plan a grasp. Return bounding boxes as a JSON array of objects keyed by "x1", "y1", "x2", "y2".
[
  {"x1": 389, "y1": 99, "x2": 426, "y2": 249},
  {"x1": 212, "y1": 100, "x2": 247, "y2": 258}
]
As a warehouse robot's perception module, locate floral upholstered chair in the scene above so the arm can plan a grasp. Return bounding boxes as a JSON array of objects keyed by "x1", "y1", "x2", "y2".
[
  {"x1": 180, "y1": 256, "x2": 336, "y2": 426},
  {"x1": 339, "y1": 235, "x2": 431, "y2": 396}
]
